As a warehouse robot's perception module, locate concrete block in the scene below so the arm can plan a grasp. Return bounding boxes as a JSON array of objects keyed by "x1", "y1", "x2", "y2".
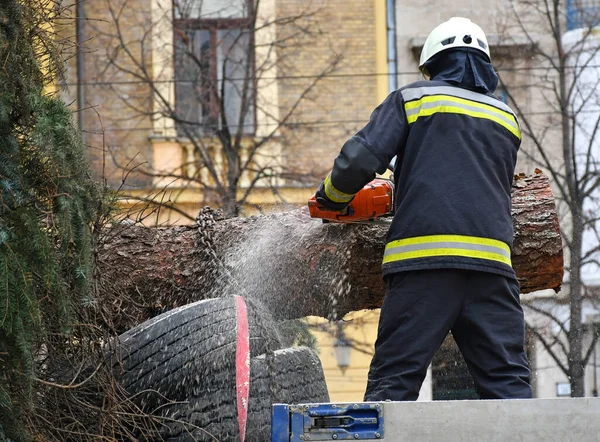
[{"x1": 381, "y1": 398, "x2": 600, "y2": 441}]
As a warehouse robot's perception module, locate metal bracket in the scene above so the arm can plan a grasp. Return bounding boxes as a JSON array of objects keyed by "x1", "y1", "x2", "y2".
[{"x1": 288, "y1": 403, "x2": 384, "y2": 441}]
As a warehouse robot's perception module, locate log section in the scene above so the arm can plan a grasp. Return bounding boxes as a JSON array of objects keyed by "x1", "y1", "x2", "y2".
[{"x1": 98, "y1": 172, "x2": 563, "y2": 330}]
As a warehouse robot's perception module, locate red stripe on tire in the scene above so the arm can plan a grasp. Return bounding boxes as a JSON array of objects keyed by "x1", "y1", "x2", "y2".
[{"x1": 235, "y1": 295, "x2": 250, "y2": 442}]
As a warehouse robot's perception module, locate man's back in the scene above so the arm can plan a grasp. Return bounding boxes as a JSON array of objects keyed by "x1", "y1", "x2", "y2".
[{"x1": 378, "y1": 80, "x2": 521, "y2": 279}]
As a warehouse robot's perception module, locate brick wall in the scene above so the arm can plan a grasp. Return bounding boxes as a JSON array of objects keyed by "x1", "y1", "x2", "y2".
[
  {"x1": 65, "y1": 0, "x2": 155, "y2": 189},
  {"x1": 275, "y1": 0, "x2": 380, "y2": 184},
  {"x1": 63, "y1": 0, "x2": 381, "y2": 216}
]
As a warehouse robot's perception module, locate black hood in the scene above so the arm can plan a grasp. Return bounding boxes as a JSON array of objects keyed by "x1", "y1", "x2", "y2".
[{"x1": 423, "y1": 47, "x2": 498, "y2": 94}]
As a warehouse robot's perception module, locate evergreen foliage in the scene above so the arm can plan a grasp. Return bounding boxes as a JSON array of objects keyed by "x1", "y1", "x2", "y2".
[{"x1": 0, "y1": 1, "x2": 100, "y2": 439}]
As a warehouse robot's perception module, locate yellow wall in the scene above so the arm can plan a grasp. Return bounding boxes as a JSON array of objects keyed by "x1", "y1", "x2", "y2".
[
  {"x1": 375, "y1": 0, "x2": 389, "y2": 103},
  {"x1": 119, "y1": 185, "x2": 315, "y2": 225},
  {"x1": 307, "y1": 310, "x2": 381, "y2": 402},
  {"x1": 40, "y1": 5, "x2": 57, "y2": 96}
]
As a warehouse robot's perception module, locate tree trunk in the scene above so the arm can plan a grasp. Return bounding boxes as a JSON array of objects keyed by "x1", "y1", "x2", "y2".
[
  {"x1": 98, "y1": 172, "x2": 563, "y2": 332},
  {"x1": 569, "y1": 210, "x2": 585, "y2": 397}
]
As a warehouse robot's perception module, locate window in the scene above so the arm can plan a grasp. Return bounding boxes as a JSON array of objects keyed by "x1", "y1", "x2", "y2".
[
  {"x1": 174, "y1": 0, "x2": 254, "y2": 136},
  {"x1": 567, "y1": 0, "x2": 600, "y2": 30}
]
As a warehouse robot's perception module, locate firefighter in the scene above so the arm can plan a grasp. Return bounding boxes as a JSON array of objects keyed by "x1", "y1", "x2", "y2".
[{"x1": 314, "y1": 17, "x2": 532, "y2": 400}]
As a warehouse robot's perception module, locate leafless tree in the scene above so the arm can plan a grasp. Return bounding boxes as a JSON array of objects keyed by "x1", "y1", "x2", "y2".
[
  {"x1": 88, "y1": 0, "x2": 341, "y2": 218},
  {"x1": 499, "y1": 0, "x2": 600, "y2": 396}
]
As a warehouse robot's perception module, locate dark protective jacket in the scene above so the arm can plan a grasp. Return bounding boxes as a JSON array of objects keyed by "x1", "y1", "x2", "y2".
[{"x1": 318, "y1": 49, "x2": 521, "y2": 279}]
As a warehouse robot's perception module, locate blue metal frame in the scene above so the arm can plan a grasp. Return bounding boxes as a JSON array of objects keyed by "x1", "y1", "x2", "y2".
[
  {"x1": 272, "y1": 404, "x2": 291, "y2": 442},
  {"x1": 274, "y1": 403, "x2": 384, "y2": 441},
  {"x1": 567, "y1": 0, "x2": 600, "y2": 30}
]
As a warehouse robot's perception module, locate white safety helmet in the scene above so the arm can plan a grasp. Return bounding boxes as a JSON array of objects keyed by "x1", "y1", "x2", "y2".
[{"x1": 419, "y1": 17, "x2": 491, "y2": 78}]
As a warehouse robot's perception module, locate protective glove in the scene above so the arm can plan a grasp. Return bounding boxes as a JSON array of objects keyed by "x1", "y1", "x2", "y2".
[{"x1": 315, "y1": 181, "x2": 353, "y2": 212}]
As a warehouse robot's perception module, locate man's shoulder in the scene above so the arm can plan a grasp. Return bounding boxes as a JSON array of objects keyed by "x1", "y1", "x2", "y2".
[
  {"x1": 396, "y1": 80, "x2": 454, "y2": 101},
  {"x1": 396, "y1": 81, "x2": 517, "y2": 115}
]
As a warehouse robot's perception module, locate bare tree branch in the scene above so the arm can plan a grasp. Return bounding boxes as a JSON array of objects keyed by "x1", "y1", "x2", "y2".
[
  {"x1": 526, "y1": 323, "x2": 570, "y2": 375},
  {"x1": 583, "y1": 325, "x2": 600, "y2": 366},
  {"x1": 524, "y1": 302, "x2": 570, "y2": 336}
]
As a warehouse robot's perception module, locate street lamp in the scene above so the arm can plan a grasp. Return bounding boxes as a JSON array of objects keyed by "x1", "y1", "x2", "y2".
[{"x1": 334, "y1": 322, "x2": 351, "y2": 375}]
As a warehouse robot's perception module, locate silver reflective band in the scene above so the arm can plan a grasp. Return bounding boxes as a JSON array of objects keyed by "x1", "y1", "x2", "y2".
[{"x1": 401, "y1": 85, "x2": 515, "y2": 115}]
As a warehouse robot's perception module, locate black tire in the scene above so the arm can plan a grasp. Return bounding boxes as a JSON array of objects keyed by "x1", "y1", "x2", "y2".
[
  {"x1": 114, "y1": 296, "x2": 281, "y2": 438},
  {"x1": 159, "y1": 346, "x2": 329, "y2": 442},
  {"x1": 245, "y1": 346, "x2": 330, "y2": 442}
]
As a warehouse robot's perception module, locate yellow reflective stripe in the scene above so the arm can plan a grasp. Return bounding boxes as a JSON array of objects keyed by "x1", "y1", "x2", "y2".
[
  {"x1": 385, "y1": 234, "x2": 510, "y2": 252},
  {"x1": 324, "y1": 175, "x2": 354, "y2": 203},
  {"x1": 382, "y1": 248, "x2": 511, "y2": 266},
  {"x1": 405, "y1": 95, "x2": 514, "y2": 120},
  {"x1": 405, "y1": 95, "x2": 521, "y2": 139},
  {"x1": 401, "y1": 86, "x2": 516, "y2": 114},
  {"x1": 383, "y1": 234, "x2": 512, "y2": 267},
  {"x1": 405, "y1": 97, "x2": 517, "y2": 128},
  {"x1": 407, "y1": 105, "x2": 521, "y2": 139}
]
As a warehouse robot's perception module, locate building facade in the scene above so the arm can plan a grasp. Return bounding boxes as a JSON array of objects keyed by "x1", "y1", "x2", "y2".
[
  {"x1": 65, "y1": 0, "x2": 389, "y2": 222},
  {"x1": 63, "y1": 0, "x2": 600, "y2": 400}
]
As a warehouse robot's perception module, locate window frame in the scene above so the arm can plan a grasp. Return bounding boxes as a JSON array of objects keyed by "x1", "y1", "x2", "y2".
[{"x1": 172, "y1": 0, "x2": 256, "y2": 135}]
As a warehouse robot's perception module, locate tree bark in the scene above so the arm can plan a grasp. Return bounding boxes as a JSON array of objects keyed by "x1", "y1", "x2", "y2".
[{"x1": 98, "y1": 172, "x2": 563, "y2": 331}]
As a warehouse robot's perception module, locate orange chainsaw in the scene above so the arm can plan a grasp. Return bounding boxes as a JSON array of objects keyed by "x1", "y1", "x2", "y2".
[{"x1": 308, "y1": 178, "x2": 394, "y2": 224}]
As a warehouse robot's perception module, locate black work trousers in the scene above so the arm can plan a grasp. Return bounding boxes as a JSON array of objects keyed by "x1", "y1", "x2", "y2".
[{"x1": 363, "y1": 269, "x2": 532, "y2": 401}]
